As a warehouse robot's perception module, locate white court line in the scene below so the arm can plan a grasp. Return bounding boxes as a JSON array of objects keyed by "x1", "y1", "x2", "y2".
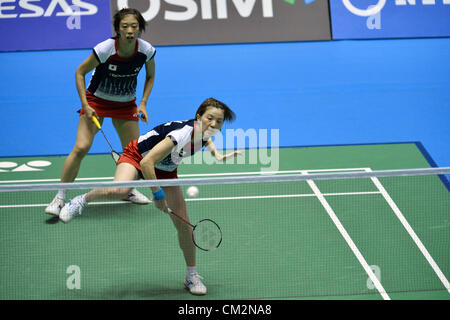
[
  {"x1": 0, "y1": 171, "x2": 282, "y2": 184},
  {"x1": 0, "y1": 201, "x2": 127, "y2": 209},
  {"x1": 367, "y1": 168, "x2": 450, "y2": 294},
  {"x1": 303, "y1": 171, "x2": 391, "y2": 300},
  {"x1": 0, "y1": 191, "x2": 381, "y2": 209}
]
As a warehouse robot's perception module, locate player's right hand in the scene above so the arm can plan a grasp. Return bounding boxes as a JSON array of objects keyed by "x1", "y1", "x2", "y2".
[
  {"x1": 83, "y1": 104, "x2": 98, "y2": 120},
  {"x1": 154, "y1": 198, "x2": 169, "y2": 214}
]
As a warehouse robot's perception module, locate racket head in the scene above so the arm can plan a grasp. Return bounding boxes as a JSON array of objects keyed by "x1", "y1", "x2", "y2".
[
  {"x1": 111, "y1": 151, "x2": 121, "y2": 163},
  {"x1": 192, "y1": 218, "x2": 222, "y2": 251}
]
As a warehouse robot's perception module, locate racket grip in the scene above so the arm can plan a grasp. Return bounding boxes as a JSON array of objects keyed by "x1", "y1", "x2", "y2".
[{"x1": 92, "y1": 116, "x2": 101, "y2": 129}]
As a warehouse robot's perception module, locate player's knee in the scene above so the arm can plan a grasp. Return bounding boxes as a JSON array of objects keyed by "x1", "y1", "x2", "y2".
[{"x1": 72, "y1": 143, "x2": 91, "y2": 158}]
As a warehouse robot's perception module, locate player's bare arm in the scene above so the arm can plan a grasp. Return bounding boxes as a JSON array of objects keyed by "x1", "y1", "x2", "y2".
[
  {"x1": 205, "y1": 138, "x2": 243, "y2": 161},
  {"x1": 138, "y1": 58, "x2": 155, "y2": 124},
  {"x1": 75, "y1": 52, "x2": 99, "y2": 120},
  {"x1": 140, "y1": 137, "x2": 175, "y2": 212}
]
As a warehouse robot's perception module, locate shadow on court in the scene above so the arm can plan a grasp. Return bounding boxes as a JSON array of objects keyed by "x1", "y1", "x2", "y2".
[
  {"x1": 62, "y1": 283, "x2": 207, "y2": 300},
  {"x1": 45, "y1": 216, "x2": 60, "y2": 224}
]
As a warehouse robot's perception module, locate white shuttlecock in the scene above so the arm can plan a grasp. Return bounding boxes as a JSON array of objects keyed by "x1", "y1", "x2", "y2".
[{"x1": 186, "y1": 186, "x2": 199, "y2": 198}]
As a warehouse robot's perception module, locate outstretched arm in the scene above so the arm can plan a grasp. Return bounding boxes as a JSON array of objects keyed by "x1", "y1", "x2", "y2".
[{"x1": 205, "y1": 138, "x2": 243, "y2": 161}]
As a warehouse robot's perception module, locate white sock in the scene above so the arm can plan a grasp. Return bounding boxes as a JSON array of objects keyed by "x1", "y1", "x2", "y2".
[
  {"x1": 56, "y1": 190, "x2": 66, "y2": 200},
  {"x1": 187, "y1": 266, "x2": 197, "y2": 277}
]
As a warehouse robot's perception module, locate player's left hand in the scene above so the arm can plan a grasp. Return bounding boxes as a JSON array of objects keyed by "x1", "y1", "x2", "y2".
[{"x1": 215, "y1": 150, "x2": 244, "y2": 161}]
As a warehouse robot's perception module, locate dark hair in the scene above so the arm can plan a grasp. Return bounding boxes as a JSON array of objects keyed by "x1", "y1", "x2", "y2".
[
  {"x1": 195, "y1": 98, "x2": 236, "y2": 123},
  {"x1": 113, "y1": 8, "x2": 147, "y2": 36}
]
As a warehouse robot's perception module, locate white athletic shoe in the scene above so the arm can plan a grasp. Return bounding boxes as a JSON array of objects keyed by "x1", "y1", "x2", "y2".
[
  {"x1": 184, "y1": 273, "x2": 207, "y2": 296},
  {"x1": 59, "y1": 195, "x2": 86, "y2": 223},
  {"x1": 45, "y1": 196, "x2": 65, "y2": 216},
  {"x1": 123, "y1": 188, "x2": 150, "y2": 205}
]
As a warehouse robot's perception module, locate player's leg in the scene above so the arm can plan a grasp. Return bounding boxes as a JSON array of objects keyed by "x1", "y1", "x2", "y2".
[
  {"x1": 59, "y1": 163, "x2": 139, "y2": 223},
  {"x1": 85, "y1": 162, "x2": 139, "y2": 201},
  {"x1": 45, "y1": 114, "x2": 100, "y2": 215},
  {"x1": 112, "y1": 118, "x2": 139, "y2": 148},
  {"x1": 163, "y1": 186, "x2": 206, "y2": 295},
  {"x1": 62, "y1": 114, "x2": 101, "y2": 182},
  {"x1": 112, "y1": 118, "x2": 150, "y2": 205},
  {"x1": 164, "y1": 186, "x2": 195, "y2": 266}
]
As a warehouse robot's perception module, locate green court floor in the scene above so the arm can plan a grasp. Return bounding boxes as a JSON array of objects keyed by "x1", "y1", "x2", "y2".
[{"x1": 0, "y1": 143, "x2": 449, "y2": 300}]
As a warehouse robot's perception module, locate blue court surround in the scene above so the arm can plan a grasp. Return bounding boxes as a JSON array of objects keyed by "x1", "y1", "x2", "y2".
[{"x1": 0, "y1": 38, "x2": 449, "y2": 168}]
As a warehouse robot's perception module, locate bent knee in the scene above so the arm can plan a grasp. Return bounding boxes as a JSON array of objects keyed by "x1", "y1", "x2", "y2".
[{"x1": 72, "y1": 143, "x2": 91, "y2": 158}]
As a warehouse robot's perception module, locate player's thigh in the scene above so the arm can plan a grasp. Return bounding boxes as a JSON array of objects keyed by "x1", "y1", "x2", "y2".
[
  {"x1": 113, "y1": 162, "x2": 139, "y2": 181},
  {"x1": 74, "y1": 114, "x2": 101, "y2": 152},
  {"x1": 112, "y1": 118, "x2": 139, "y2": 148},
  {"x1": 110, "y1": 162, "x2": 139, "y2": 195}
]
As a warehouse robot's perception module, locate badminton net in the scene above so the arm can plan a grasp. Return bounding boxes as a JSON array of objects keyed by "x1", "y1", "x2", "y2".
[{"x1": 0, "y1": 167, "x2": 449, "y2": 300}]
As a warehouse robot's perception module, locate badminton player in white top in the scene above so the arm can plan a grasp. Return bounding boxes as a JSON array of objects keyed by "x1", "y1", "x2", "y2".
[
  {"x1": 45, "y1": 8, "x2": 156, "y2": 216},
  {"x1": 60, "y1": 98, "x2": 242, "y2": 295}
]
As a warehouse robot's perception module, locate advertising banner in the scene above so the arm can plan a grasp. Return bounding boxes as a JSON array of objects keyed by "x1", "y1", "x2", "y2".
[
  {"x1": 0, "y1": 0, "x2": 112, "y2": 52},
  {"x1": 110, "y1": 0, "x2": 331, "y2": 46},
  {"x1": 330, "y1": 0, "x2": 450, "y2": 39}
]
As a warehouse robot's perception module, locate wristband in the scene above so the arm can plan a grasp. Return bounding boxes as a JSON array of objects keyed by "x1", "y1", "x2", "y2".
[{"x1": 152, "y1": 188, "x2": 165, "y2": 201}]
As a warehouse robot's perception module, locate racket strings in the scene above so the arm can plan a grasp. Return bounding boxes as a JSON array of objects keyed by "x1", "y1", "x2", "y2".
[
  {"x1": 111, "y1": 151, "x2": 121, "y2": 163},
  {"x1": 193, "y1": 219, "x2": 222, "y2": 251}
]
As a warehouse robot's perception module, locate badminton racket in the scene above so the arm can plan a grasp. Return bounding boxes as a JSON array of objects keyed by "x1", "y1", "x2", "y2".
[
  {"x1": 91, "y1": 117, "x2": 121, "y2": 163},
  {"x1": 168, "y1": 208, "x2": 222, "y2": 252}
]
